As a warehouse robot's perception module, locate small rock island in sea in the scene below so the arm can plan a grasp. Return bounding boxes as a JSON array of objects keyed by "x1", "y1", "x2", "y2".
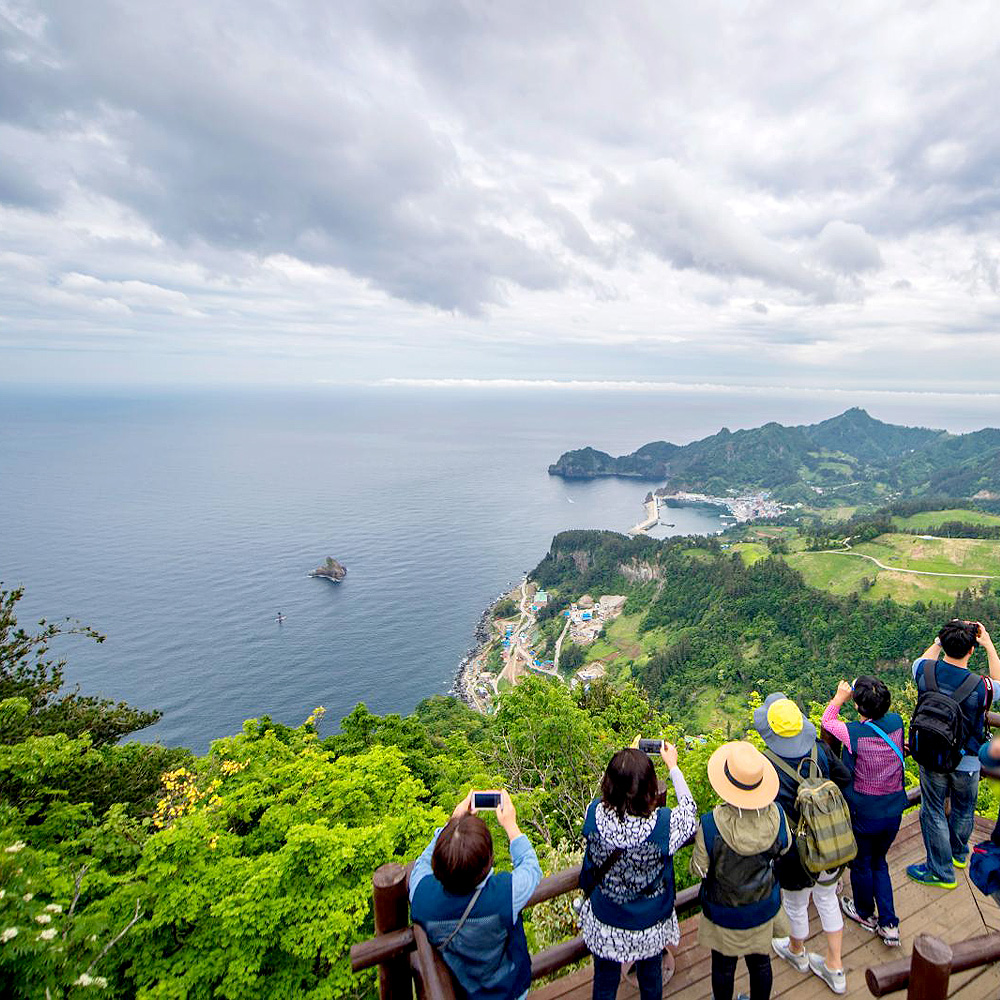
[{"x1": 309, "y1": 557, "x2": 347, "y2": 582}]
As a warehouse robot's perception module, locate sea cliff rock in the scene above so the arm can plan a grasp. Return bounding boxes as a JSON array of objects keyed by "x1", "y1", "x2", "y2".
[{"x1": 309, "y1": 557, "x2": 347, "y2": 581}]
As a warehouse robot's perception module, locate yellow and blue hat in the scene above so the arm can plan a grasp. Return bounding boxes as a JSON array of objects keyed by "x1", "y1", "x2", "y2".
[{"x1": 753, "y1": 692, "x2": 816, "y2": 757}]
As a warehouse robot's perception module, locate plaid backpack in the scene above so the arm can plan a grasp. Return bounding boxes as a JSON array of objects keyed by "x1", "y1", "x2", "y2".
[{"x1": 764, "y1": 746, "x2": 856, "y2": 885}]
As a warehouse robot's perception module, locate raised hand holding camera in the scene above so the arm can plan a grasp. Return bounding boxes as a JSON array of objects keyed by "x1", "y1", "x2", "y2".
[
  {"x1": 472, "y1": 790, "x2": 502, "y2": 810},
  {"x1": 496, "y1": 790, "x2": 522, "y2": 841}
]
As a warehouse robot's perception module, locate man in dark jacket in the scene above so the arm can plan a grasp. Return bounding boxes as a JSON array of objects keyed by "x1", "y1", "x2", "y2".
[
  {"x1": 754, "y1": 693, "x2": 850, "y2": 996},
  {"x1": 908, "y1": 620, "x2": 1000, "y2": 890}
]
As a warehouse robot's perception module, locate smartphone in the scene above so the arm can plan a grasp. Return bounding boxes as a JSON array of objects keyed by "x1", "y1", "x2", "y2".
[
  {"x1": 637, "y1": 738, "x2": 663, "y2": 754},
  {"x1": 473, "y1": 791, "x2": 502, "y2": 810}
]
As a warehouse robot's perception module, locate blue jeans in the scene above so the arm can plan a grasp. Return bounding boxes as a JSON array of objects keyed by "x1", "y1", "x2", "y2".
[
  {"x1": 592, "y1": 954, "x2": 661, "y2": 1000},
  {"x1": 849, "y1": 816, "x2": 901, "y2": 927},
  {"x1": 919, "y1": 766, "x2": 979, "y2": 881}
]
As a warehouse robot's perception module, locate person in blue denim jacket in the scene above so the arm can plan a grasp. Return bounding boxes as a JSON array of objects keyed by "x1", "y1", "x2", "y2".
[
  {"x1": 907, "y1": 620, "x2": 1000, "y2": 890},
  {"x1": 410, "y1": 791, "x2": 542, "y2": 1000}
]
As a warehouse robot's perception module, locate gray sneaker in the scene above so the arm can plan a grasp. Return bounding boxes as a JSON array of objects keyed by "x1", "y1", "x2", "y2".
[
  {"x1": 807, "y1": 953, "x2": 847, "y2": 995},
  {"x1": 771, "y1": 937, "x2": 809, "y2": 973}
]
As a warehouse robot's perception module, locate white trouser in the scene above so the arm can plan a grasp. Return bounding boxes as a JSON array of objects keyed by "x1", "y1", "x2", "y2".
[{"x1": 781, "y1": 881, "x2": 844, "y2": 939}]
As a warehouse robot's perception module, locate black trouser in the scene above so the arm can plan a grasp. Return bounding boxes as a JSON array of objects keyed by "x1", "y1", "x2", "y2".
[{"x1": 710, "y1": 950, "x2": 772, "y2": 1000}]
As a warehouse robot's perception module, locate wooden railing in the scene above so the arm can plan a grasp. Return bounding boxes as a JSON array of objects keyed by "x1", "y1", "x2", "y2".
[
  {"x1": 866, "y1": 932, "x2": 1000, "y2": 998},
  {"x1": 352, "y1": 709, "x2": 1000, "y2": 1000}
]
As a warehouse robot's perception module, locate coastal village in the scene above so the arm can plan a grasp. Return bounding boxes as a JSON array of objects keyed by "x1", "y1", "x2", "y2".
[
  {"x1": 460, "y1": 580, "x2": 627, "y2": 713},
  {"x1": 629, "y1": 490, "x2": 789, "y2": 535},
  {"x1": 458, "y1": 489, "x2": 791, "y2": 713}
]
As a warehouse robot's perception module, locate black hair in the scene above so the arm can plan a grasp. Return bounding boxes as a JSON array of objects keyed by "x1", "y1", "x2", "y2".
[
  {"x1": 601, "y1": 748, "x2": 658, "y2": 820},
  {"x1": 432, "y1": 814, "x2": 494, "y2": 895},
  {"x1": 938, "y1": 619, "x2": 979, "y2": 660},
  {"x1": 852, "y1": 675, "x2": 891, "y2": 720}
]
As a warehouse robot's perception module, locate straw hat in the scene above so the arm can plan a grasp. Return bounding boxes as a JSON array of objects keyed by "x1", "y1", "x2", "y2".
[
  {"x1": 752, "y1": 692, "x2": 816, "y2": 757},
  {"x1": 707, "y1": 741, "x2": 779, "y2": 810}
]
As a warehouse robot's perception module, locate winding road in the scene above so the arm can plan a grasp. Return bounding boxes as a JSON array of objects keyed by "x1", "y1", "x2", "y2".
[{"x1": 818, "y1": 547, "x2": 999, "y2": 580}]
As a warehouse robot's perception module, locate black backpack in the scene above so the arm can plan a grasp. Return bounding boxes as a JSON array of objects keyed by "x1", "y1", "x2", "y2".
[{"x1": 910, "y1": 661, "x2": 984, "y2": 773}]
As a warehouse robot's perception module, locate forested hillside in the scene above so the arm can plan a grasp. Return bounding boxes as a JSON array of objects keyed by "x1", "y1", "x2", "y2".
[
  {"x1": 531, "y1": 526, "x2": 1000, "y2": 729},
  {"x1": 4, "y1": 513, "x2": 1000, "y2": 997},
  {"x1": 547, "y1": 408, "x2": 1000, "y2": 503}
]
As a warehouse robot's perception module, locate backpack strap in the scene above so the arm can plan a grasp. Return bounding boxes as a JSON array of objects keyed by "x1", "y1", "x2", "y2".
[
  {"x1": 924, "y1": 659, "x2": 939, "y2": 693},
  {"x1": 438, "y1": 883, "x2": 485, "y2": 952},
  {"x1": 762, "y1": 748, "x2": 804, "y2": 785},
  {"x1": 775, "y1": 807, "x2": 789, "y2": 852},
  {"x1": 701, "y1": 811, "x2": 719, "y2": 856},
  {"x1": 806, "y1": 745, "x2": 819, "y2": 780},
  {"x1": 952, "y1": 670, "x2": 985, "y2": 708},
  {"x1": 863, "y1": 720, "x2": 906, "y2": 767}
]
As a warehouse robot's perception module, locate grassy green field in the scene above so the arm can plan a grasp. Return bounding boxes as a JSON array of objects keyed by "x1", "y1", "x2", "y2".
[
  {"x1": 853, "y1": 533, "x2": 1000, "y2": 576},
  {"x1": 891, "y1": 508, "x2": 1000, "y2": 530},
  {"x1": 728, "y1": 541, "x2": 770, "y2": 566},
  {"x1": 785, "y1": 532, "x2": 1000, "y2": 604}
]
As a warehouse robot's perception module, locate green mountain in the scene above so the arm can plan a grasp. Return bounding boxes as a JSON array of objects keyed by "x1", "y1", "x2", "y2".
[{"x1": 548, "y1": 407, "x2": 1000, "y2": 501}]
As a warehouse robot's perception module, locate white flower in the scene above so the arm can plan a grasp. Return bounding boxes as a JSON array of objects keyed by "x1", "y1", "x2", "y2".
[
  {"x1": 38, "y1": 928, "x2": 57, "y2": 940},
  {"x1": 44, "y1": 903, "x2": 62, "y2": 913},
  {"x1": 3, "y1": 841, "x2": 25, "y2": 853},
  {"x1": 1, "y1": 927, "x2": 17, "y2": 943},
  {"x1": 22, "y1": 892, "x2": 33, "y2": 902},
  {"x1": 35, "y1": 913, "x2": 52, "y2": 924},
  {"x1": 0, "y1": 889, "x2": 5, "y2": 899},
  {"x1": 73, "y1": 973, "x2": 108, "y2": 988}
]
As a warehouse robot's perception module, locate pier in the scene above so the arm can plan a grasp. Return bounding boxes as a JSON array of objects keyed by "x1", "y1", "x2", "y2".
[{"x1": 628, "y1": 496, "x2": 660, "y2": 536}]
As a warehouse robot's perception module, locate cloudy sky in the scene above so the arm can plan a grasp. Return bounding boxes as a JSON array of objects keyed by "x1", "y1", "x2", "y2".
[{"x1": 1, "y1": 0, "x2": 999, "y2": 390}]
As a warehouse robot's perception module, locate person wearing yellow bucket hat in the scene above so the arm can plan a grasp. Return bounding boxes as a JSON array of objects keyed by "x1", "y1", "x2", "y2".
[
  {"x1": 754, "y1": 693, "x2": 851, "y2": 995},
  {"x1": 691, "y1": 741, "x2": 790, "y2": 1000}
]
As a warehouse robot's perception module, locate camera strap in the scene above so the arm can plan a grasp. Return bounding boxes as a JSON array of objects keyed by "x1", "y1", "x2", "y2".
[
  {"x1": 582, "y1": 847, "x2": 624, "y2": 898},
  {"x1": 439, "y1": 883, "x2": 486, "y2": 952}
]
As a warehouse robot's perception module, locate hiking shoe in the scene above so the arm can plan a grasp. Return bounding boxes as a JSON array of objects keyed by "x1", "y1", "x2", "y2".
[
  {"x1": 807, "y1": 953, "x2": 847, "y2": 995},
  {"x1": 878, "y1": 924, "x2": 901, "y2": 947},
  {"x1": 953, "y1": 855, "x2": 969, "y2": 870},
  {"x1": 840, "y1": 895, "x2": 877, "y2": 932},
  {"x1": 906, "y1": 863, "x2": 956, "y2": 889},
  {"x1": 771, "y1": 937, "x2": 809, "y2": 973}
]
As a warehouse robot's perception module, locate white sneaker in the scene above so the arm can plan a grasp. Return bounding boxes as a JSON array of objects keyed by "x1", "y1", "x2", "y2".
[
  {"x1": 807, "y1": 952, "x2": 847, "y2": 995},
  {"x1": 771, "y1": 937, "x2": 809, "y2": 973}
]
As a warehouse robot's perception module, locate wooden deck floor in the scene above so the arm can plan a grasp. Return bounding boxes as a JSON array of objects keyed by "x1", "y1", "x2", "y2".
[{"x1": 531, "y1": 812, "x2": 1000, "y2": 1000}]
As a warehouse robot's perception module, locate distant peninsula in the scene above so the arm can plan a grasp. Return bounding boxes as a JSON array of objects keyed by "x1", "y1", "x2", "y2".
[
  {"x1": 309, "y1": 557, "x2": 347, "y2": 582},
  {"x1": 548, "y1": 407, "x2": 1000, "y2": 504}
]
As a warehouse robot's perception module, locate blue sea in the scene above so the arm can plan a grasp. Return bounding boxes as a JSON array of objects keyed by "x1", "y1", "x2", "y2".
[{"x1": 0, "y1": 384, "x2": 994, "y2": 751}]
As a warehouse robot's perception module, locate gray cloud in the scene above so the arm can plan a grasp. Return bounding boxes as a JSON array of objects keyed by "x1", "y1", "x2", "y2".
[
  {"x1": 593, "y1": 163, "x2": 837, "y2": 301},
  {"x1": 2, "y1": 0, "x2": 1000, "y2": 388},
  {"x1": 814, "y1": 221, "x2": 882, "y2": 275}
]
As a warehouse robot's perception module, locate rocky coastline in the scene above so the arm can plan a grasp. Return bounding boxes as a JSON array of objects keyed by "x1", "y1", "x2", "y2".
[{"x1": 450, "y1": 585, "x2": 513, "y2": 710}]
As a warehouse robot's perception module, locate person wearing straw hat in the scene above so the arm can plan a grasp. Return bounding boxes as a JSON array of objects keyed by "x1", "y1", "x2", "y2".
[
  {"x1": 691, "y1": 741, "x2": 789, "y2": 1000},
  {"x1": 754, "y1": 693, "x2": 851, "y2": 995}
]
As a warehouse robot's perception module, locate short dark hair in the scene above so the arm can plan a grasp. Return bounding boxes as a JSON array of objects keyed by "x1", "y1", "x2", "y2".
[
  {"x1": 938, "y1": 619, "x2": 979, "y2": 659},
  {"x1": 432, "y1": 814, "x2": 494, "y2": 895},
  {"x1": 601, "y1": 748, "x2": 658, "y2": 820},
  {"x1": 853, "y1": 675, "x2": 891, "y2": 720}
]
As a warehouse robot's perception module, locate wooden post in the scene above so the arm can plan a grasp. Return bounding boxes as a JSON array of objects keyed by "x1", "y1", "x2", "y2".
[
  {"x1": 373, "y1": 863, "x2": 412, "y2": 1000},
  {"x1": 906, "y1": 934, "x2": 952, "y2": 1000}
]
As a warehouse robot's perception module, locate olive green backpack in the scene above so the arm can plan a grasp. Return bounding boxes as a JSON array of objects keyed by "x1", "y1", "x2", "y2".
[{"x1": 764, "y1": 746, "x2": 857, "y2": 885}]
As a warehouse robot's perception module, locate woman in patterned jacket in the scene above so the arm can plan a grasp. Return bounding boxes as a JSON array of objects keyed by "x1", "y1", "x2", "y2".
[{"x1": 579, "y1": 743, "x2": 696, "y2": 1000}]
